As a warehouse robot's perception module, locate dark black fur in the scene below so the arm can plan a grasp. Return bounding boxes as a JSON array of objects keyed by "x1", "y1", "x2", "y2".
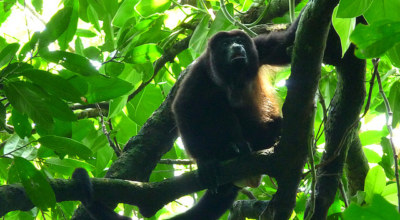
[
  {"x1": 72, "y1": 168, "x2": 130, "y2": 220},
  {"x1": 170, "y1": 18, "x2": 299, "y2": 219}
]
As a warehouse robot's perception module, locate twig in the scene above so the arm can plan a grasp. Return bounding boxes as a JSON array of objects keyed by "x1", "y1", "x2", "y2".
[
  {"x1": 96, "y1": 104, "x2": 122, "y2": 156},
  {"x1": 338, "y1": 179, "x2": 348, "y2": 207},
  {"x1": 158, "y1": 159, "x2": 194, "y2": 165},
  {"x1": 305, "y1": 97, "x2": 318, "y2": 220},
  {"x1": 373, "y1": 58, "x2": 400, "y2": 212},
  {"x1": 128, "y1": 36, "x2": 191, "y2": 101},
  {"x1": 220, "y1": 0, "x2": 257, "y2": 37}
]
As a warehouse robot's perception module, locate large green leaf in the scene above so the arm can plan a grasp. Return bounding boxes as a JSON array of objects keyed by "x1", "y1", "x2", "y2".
[
  {"x1": 351, "y1": 21, "x2": 400, "y2": 58},
  {"x1": 364, "y1": 0, "x2": 400, "y2": 24},
  {"x1": 40, "y1": 50, "x2": 98, "y2": 76},
  {"x1": 58, "y1": 0, "x2": 79, "y2": 50},
  {"x1": 343, "y1": 195, "x2": 400, "y2": 219},
  {"x1": 189, "y1": 15, "x2": 210, "y2": 55},
  {"x1": 38, "y1": 135, "x2": 92, "y2": 159},
  {"x1": 112, "y1": 0, "x2": 138, "y2": 27},
  {"x1": 22, "y1": 69, "x2": 84, "y2": 103},
  {"x1": 14, "y1": 157, "x2": 56, "y2": 210},
  {"x1": 130, "y1": 44, "x2": 162, "y2": 64},
  {"x1": 39, "y1": 7, "x2": 73, "y2": 48},
  {"x1": 4, "y1": 81, "x2": 54, "y2": 129},
  {"x1": 46, "y1": 158, "x2": 95, "y2": 176},
  {"x1": 332, "y1": 7, "x2": 356, "y2": 57},
  {"x1": 11, "y1": 108, "x2": 32, "y2": 138},
  {"x1": 85, "y1": 75, "x2": 133, "y2": 103},
  {"x1": 364, "y1": 165, "x2": 386, "y2": 203},
  {"x1": 135, "y1": 0, "x2": 171, "y2": 17},
  {"x1": 336, "y1": 0, "x2": 373, "y2": 18},
  {"x1": 127, "y1": 84, "x2": 163, "y2": 125},
  {"x1": 0, "y1": 43, "x2": 19, "y2": 68},
  {"x1": 387, "y1": 44, "x2": 400, "y2": 68},
  {"x1": 387, "y1": 81, "x2": 400, "y2": 127}
]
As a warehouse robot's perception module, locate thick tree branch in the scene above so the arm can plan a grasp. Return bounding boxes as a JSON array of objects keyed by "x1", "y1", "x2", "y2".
[
  {"x1": 306, "y1": 45, "x2": 366, "y2": 219},
  {"x1": 260, "y1": 0, "x2": 339, "y2": 219},
  {"x1": 0, "y1": 149, "x2": 276, "y2": 217}
]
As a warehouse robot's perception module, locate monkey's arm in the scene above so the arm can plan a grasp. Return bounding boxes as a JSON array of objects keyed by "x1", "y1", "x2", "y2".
[{"x1": 253, "y1": 16, "x2": 300, "y2": 65}]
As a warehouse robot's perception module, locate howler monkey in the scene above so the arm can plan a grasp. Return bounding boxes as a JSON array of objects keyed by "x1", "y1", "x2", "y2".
[
  {"x1": 72, "y1": 168, "x2": 130, "y2": 220},
  {"x1": 170, "y1": 18, "x2": 299, "y2": 220}
]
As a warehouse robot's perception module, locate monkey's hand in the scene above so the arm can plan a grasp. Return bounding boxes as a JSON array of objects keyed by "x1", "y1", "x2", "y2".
[{"x1": 196, "y1": 159, "x2": 221, "y2": 194}]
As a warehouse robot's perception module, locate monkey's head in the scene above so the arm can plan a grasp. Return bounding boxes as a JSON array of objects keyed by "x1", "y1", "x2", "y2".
[{"x1": 207, "y1": 30, "x2": 259, "y2": 106}]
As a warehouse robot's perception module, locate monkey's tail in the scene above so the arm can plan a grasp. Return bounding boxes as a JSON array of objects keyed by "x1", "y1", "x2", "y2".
[{"x1": 168, "y1": 184, "x2": 239, "y2": 220}]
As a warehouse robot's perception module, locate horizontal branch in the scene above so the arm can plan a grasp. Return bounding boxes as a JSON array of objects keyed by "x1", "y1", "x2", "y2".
[{"x1": 0, "y1": 149, "x2": 276, "y2": 218}]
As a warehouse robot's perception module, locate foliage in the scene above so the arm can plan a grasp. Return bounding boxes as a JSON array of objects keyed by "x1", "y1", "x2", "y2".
[{"x1": 0, "y1": 0, "x2": 399, "y2": 219}]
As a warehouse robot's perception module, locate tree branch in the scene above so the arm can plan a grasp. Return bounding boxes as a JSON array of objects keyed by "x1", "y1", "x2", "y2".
[
  {"x1": 0, "y1": 149, "x2": 277, "y2": 217},
  {"x1": 260, "y1": 0, "x2": 339, "y2": 219}
]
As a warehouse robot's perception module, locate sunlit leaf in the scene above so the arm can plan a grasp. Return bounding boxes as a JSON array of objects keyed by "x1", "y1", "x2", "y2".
[
  {"x1": 336, "y1": 0, "x2": 373, "y2": 18},
  {"x1": 351, "y1": 21, "x2": 400, "y2": 58},
  {"x1": 0, "y1": 43, "x2": 19, "y2": 68},
  {"x1": 135, "y1": 0, "x2": 171, "y2": 17},
  {"x1": 364, "y1": 166, "x2": 386, "y2": 203},
  {"x1": 38, "y1": 135, "x2": 92, "y2": 159}
]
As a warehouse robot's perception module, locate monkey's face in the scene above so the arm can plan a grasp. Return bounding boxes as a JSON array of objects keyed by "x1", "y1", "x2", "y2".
[{"x1": 208, "y1": 31, "x2": 259, "y2": 107}]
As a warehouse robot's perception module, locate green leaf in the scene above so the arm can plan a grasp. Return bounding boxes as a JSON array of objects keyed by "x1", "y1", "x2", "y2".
[
  {"x1": 112, "y1": 0, "x2": 137, "y2": 28},
  {"x1": 11, "y1": 108, "x2": 32, "y2": 138},
  {"x1": 39, "y1": 7, "x2": 73, "y2": 48},
  {"x1": 127, "y1": 84, "x2": 163, "y2": 125},
  {"x1": 387, "y1": 81, "x2": 400, "y2": 127},
  {"x1": 22, "y1": 69, "x2": 84, "y2": 103},
  {"x1": 46, "y1": 158, "x2": 95, "y2": 176},
  {"x1": 83, "y1": 46, "x2": 102, "y2": 61},
  {"x1": 85, "y1": 75, "x2": 133, "y2": 103},
  {"x1": 360, "y1": 130, "x2": 388, "y2": 145},
  {"x1": 189, "y1": 15, "x2": 210, "y2": 55},
  {"x1": 75, "y1": 37, "x2": 84, "y2": 56},
  {"x1": 343, "y1": 195, "x2": 400, "y2": 220},
  {"x1": 0, "y1": 43, "x2": 19, "y2": 68},
  {"x1": 58, "y1": 0, "x2": 78, "y2": 50},
  {"x1": 364, "y1": 0, "x2": 400, "y2": 24},
  {"x1": 32, "y1": 0, "x2": 43, "y2": 13},
  {"x1": 40, "y1": 50, "x2": 98, "y2": 76},
  {"x1": 382, "y1": 183, "x2": 399, "y2": 206},
  {"x1": 4, "y1": 81, "x2": 53, "y2": 129},
  {"x1": 130, "y1": 44, "x2": 162, "y2": 64},
  {"x1": 364, "y1": 166, "x2": 386, "y2": 203},
  {"x1": 76, "y1": 29, "x2": 97, "y2": 38},
  {"x1": 332, "y1": 7, "x2": 356, "y2": 57},
  {"x1": 387, "y1": 44, "x2": 400, "y2": 68},
  {"x1": 87, "y1": 5, "x2": 101, "y2": 32},
  {"x1": 38, "y1": 135, "x2": 92, "y2": 159},
  {"x1": 135, "y1": 0, "x2": 171, "y2": 17},
  {"x1": 363, "y1": 147, "x2": 382, "y2": 163},
  {"x1": 14, "y1": 157, "x2": 56, "y2": 210},
  {"x1": 3, "y1": 134, "x2": 29, "y2": 157},
  {"x1": 350, "y1": 21, "x2": 400, "y2": 58},
  {"x1": 45, "y1": 95, "x2": 77, "y2": 121},
  {"x1": 208, "y1": 6, "x2": 236, "y2": 36},
  {"x1": 0, "y1": 102, "x2": 6, "y2": 131},
  {"x1": 109, "y1": 95, "x2": 128, "y2": 118},
  {"x1": 103, "y1": 14, "x2": 116, "y2": 51},
  {"x1": 336, "y1": 0, "x2": 373, "y2": 18}
]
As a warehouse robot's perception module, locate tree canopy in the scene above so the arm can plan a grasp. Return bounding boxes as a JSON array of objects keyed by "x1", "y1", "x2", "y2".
[{"x1": 0, "y1": 0, "x2": 400, "y2": 219}]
